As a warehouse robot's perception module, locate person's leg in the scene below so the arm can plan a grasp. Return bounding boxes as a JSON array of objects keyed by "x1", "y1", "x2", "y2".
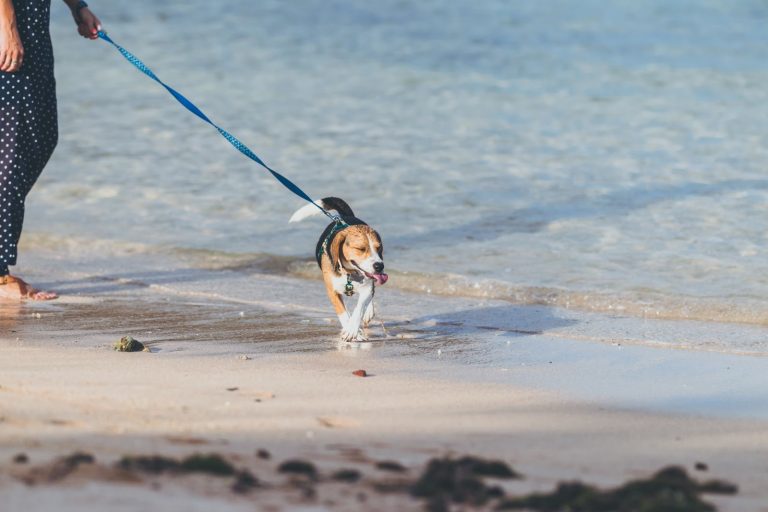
[
  {"x1": 0, "y1": 0, "x2": 57, "y2": 301},
  {"x1": 0, "y1": 71, "x2": 27, "y2": 278},
  {"x1": 0, "y1": 91, "x2": 57, "y2": 301},
  {"x1": 6, "y1": 79, "x2": 58, "y2": 258},
  {"x1": 0, "y1": 98, "x2": 58, "y2": 301},
  {"x1": 19, "y1": 69, "x2": 58, "y2": 199}
]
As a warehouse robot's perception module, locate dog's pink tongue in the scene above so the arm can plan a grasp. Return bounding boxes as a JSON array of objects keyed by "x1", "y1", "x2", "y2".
[{"x1": 374, "y1": 273, "x2": 388, "y2": 285}]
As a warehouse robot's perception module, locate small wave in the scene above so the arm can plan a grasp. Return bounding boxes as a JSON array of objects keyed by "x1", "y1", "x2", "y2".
[
  {"x1": 405, "y1": 276, "x2": 768, "y2": 326},
  {"x1": 286, "y1": 260, "x2": 768, "y2": 326},
  {"x1": 22, "y1": 232, "x2": 768, "y2": 326}
]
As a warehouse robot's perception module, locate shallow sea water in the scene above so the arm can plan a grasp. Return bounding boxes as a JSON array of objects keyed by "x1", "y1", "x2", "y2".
[
  {"x1": 20, "y1": 1, "x2": 768, "y2": 331},
  {"x1": 7, "y1": 245, "x2": 768, "y2": 419}
]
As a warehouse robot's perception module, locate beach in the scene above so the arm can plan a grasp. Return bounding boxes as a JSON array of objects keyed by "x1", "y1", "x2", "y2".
[{"x1": 2, "y1": 242, "x2": 768, "y2": 511}]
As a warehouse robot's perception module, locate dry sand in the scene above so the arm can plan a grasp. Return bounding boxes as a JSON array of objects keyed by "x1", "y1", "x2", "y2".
[{"x1": 1, "y1": 341, "x2": 767, "y2": 511}]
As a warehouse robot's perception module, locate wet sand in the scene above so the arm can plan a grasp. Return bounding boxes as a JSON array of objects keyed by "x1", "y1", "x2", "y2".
[{"x1": 1, "y1": 244, "x2": 768, "y2": 510}]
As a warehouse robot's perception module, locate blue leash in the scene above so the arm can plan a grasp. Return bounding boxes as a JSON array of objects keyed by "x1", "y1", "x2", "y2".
[{"x1": 96, "y1": 31, "x2": 336, "y2": 221}]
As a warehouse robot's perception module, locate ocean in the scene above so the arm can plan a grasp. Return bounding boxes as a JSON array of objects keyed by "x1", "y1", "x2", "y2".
[{"x1": 24, "y1": 0, "x2": 768, "y2": 332}]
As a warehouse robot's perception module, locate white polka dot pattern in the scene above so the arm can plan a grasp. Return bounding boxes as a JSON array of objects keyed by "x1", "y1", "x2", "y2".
[{"x1": 0, "y1": 0, "x2": 57, "y2": 276}]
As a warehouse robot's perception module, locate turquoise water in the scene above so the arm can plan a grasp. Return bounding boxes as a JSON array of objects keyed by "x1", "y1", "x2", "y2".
[{"x1": 23, "y1": 0, "x2": 768, "y2": 324}]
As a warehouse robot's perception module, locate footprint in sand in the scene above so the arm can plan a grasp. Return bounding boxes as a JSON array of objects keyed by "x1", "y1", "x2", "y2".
[
  {"x1": 224, "y1": 388, "x2": 276, "y2": 403},
  {"x1": 316, "y1": 416, "x2": 360, "y2": 429}
]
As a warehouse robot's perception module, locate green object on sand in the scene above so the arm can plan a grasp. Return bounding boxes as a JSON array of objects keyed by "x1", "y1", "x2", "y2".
[{"x1": 113, "y1": 336, "x2": 147, "y2": 352}]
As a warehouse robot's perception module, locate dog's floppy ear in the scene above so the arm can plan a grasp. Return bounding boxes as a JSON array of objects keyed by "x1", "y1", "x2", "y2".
[
  {"x1": 329, "y1": 230, "x2": 347, "y2": 272},
  {"x1": 373, "y1": 230, "x2": 383, "y2": 257}
]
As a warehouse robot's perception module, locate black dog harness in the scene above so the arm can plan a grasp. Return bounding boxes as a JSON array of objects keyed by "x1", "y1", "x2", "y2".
[
  {"x1": 315, "y1": 216, "x2": 369, "y2": 266},
  {"x1": 315, "y1": 216, "x2": 371, "y2": 297}
]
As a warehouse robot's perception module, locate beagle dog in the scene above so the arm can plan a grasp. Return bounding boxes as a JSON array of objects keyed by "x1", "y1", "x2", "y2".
[{"x1": 290, "y1": 197, "x2": 387, "y2": 341}]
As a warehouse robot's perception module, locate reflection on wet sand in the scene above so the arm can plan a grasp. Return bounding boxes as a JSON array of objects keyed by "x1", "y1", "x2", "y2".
[{"x1": 0, "y1": 301, "x2": 22, "y2": 333}]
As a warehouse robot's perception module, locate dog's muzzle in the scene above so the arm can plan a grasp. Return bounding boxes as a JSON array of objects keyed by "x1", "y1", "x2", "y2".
[{"x1": 353, "y1": 261, "x2": 389, "y2": 285}]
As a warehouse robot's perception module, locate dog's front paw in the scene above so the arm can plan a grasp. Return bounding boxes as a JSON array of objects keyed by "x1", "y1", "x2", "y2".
[{"x1": 340, "y1": 327, "x2": 368, "y2": 342}]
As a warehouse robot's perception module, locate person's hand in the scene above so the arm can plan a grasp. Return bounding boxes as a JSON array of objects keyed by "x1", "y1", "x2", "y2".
[
  {"x1": 0, "y1": 23, "x2": 23, "y2": 72},
  {"x1": 73, "y1": 6, "x2": 101, "y2": 39}
]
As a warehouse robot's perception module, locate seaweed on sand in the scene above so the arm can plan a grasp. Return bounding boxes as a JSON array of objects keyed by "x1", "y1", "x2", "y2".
[
  {"x1": 410, "y1": 456, "x2": 519, "y2": 509},
  {"x1": 496, "y1": 466, "x2": 737, "y2": 512},
  {"x1": 117, "y1": 455, "x2": 180, "y2": 474},
  {"x1": 179, "y1": 453, "x2": 236, "y2": 476},
  {"x1": 47, "y1": 452, "x2": 95, "y2": 481},
  {"x1": 118, "y1": 453, "x2": 235, "y2": 476},
  {"x1": 113, "y1": 336, "x2": 146, "y2": 352},
  {"x1": 117, "y1": 452, "x2": 258, "y2": 493},
  {"x1": 278, "y1": 459, "x2": 318, "y2": 480},
  {"x1": 332, "y1": 468, "x2": 363, "y2": 483}
]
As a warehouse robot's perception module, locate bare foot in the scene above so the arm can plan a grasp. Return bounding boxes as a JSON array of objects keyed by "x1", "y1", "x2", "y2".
[{"x1": 0, "y1": 275, "x2": 58, "y2": 301}]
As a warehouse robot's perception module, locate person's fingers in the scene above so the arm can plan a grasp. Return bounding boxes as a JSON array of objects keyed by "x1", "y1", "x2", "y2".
[
  {"x1": 0, "y1": 48, "x2": 13, "y2": 72},
  {"x1": 5, "y1": 49, "x2": 23, "y2": 72},
  {"x1": 80, "y1": 23, "x2": 94, "y2": 38},
  {"x1": 88, "y1": 18, "x2": 102, "y2": 39},
  {"x1": 0, "y1": 53, "x2": 19, "y2": 72},
  {"x1": 80, "y1": 25, "x2": 98, "y2": 39},
  {"x1": 11, "y1": 49, "x2": 23, "y2": 72},
  {"x1": 0, "y1": 31, "x2": 23, "y2": 72}
]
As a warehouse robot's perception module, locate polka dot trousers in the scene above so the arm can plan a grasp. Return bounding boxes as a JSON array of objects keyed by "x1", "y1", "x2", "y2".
[{"x1": 0, "y1": 0, "x2": 57, "y2": 277}]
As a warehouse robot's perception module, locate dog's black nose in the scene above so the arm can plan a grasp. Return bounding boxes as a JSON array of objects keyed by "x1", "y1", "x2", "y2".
[{"x1": 373, "y1": 262, "x2": 384, "y2": 273}]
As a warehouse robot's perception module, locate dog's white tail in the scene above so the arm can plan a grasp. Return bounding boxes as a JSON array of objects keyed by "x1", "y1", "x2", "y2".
[
  {"x1": 289, "y1": 200, "x2": 326, "y2": 223},
  {"x1": 289, "y1": 197, "x2": 355, "y2": 223}
]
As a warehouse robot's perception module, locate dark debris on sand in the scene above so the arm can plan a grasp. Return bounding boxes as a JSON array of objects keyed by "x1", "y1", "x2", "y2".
[
  {"x1": 48, "y1": 452, "x2": 95, "y2": 482},
  {"x1": 332, "y1": 468, "x2": 363, "y2": 483},
  {"x1": 278, "y1": 459, "x2": 318, "y2": 480},
  {"x1": 117, "y1": 455, "x2": 180, "y2": 474},
  {"x1": 496, "y1": 466, "x2": 738, "y2": 512},
  {"x1": 30, "y1": 448, "x2": 736, "y2": 511},
  {"x1": 410, "y1": 456, "x2": 519, "y2": 510},
  {"x1": 113, "y1": 336, "x2": 147, "y2": 352},
  {"x1": 231, "y1": 469, "x2": 259, "y2": 494},
  {"x1": 376, "y1": 460, "x2": 407, "y2": 472},
  {"x1": 180, "y1": 454, "x2": 236, "y2": 476},
  {"x1": 20, "y1": 451, "x2": 96, "y2": 485},
  {"x1": 117, "y1": 452, "x2": 258, "y2": 493},
  {"x1": 118, "y1": 453, "x2": 236, "y2": 476}
]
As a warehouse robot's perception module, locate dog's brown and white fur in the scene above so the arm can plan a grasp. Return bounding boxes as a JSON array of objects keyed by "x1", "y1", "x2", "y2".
[{"x1": 290, "y1": 197, "x2": 387, "y2": 342}]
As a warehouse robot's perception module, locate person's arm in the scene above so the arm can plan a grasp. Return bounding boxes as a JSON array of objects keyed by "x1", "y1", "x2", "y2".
[
  {"x1": 62, "y1": 0, "x2": 101, "y2": 40},
  {"x1": 0, "y1": 0, "x2": 23, "y2": 72}
]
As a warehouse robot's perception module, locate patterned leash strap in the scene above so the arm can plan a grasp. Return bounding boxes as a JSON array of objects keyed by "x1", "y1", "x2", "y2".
[{"x1": 97, "y1": 31, "x2": 334, "y2": 220}]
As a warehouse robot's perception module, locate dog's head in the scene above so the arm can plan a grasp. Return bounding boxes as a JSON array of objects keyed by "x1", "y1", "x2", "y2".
[{"x1": 330, "y1": 225, "x2": 388, "y2": 285}]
